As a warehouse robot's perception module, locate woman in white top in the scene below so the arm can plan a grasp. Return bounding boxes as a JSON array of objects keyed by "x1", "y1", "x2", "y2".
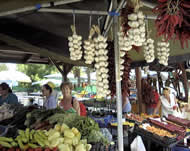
[{"x1": 159, "y1": 87, "x2": 179, "y2": 117}]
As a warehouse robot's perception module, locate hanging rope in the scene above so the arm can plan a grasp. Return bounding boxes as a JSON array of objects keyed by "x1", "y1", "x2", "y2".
[{"x1": 73, "y1": 9, "x2": 76, "y2": 27}]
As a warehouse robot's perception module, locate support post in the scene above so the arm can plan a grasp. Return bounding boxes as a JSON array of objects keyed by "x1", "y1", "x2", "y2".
[
  {"x1": 49, "y1": 57, "x2": 73, "y2": 82},
  {"x1": 157, "y1": 72, "x2": 161, "y2": 94},
  {"x1": 179, "y1": 63, "x2": 189, "y2": 102},
  {"x1": 135, "y1": 67, "x2": 142, "y2": 113},
  {"x1": 62, "y1": 64, "x2": 73, "y2": 82},
  {"x1": 113, "y1": 1, "x2": 123, "y2": 151}
]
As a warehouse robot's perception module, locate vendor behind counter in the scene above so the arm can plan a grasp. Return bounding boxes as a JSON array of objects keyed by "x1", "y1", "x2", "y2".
[{"x1": 0, "y1": 82, "x2": 18, "y2": 105}]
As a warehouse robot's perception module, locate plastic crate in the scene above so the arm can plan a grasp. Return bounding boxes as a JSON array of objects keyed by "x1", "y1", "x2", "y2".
[{"x1": 90, "y1": 141, "x2": 118, "y2": 151}]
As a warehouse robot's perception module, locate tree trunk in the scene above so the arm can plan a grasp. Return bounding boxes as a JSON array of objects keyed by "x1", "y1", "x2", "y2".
[
  {"x1": 135, "y1": 67, "x2": 143, "y2": 113},
  {"x1": 78, "y1": 69, "x2": 81, "y2": 87},
  {"x1": 87, "y1": 68, "x2": 91, "y2": 85}
]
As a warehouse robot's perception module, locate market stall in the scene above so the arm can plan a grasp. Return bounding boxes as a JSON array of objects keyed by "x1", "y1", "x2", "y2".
[
  {"x1": 0, "y1": 0, "x2": 190, "y2": 150},
  {"x1": 0, "y1": 104, "x2": 117, "y2": 151}
]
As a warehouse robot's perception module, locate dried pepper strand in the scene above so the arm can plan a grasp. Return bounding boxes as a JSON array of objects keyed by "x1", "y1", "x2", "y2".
[
  {"x1": 107, "y1": 41, "x2": 131, "y2": 97},
  {"x1": 120, "y1": 4, "x2": 141, "y2": 52},
  {"x1": 154, "y1": 0, "x2": 190, "y2": 48}
]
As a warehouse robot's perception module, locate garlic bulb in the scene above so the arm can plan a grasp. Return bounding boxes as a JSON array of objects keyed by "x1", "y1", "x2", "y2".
[
  {"x1": 143, "y1": 38, "x2": 155, "y2": 63},
  {"x1": 127, "y1": 11, "x2": 146, "y2": 47},
  {"x1": 94, "y1": 25, "x2": 110, "y2": 97},
  {"x1": 68, "y1": 25, "x2": 83, "y2": 60},
  {"x1": 84, "y1": 27, "x2": 96, "y2": 64},
  {"x1": 157, "y1": 41, "x2": 170, "y2": 66},
  {"x1": 118, "y1": 27, "x2": 132, "y2": 52}
]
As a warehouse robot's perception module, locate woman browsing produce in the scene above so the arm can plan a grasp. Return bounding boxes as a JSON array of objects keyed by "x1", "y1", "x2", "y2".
[
  {"x1": 0, "y1": 82, "x2": 18, "y2": 105},
  {"x1": 42, "y1": 83, "x2": 57, "y2": 110},
  {"x1": 154, "y1": 87, "x2": 180, "y2": 117},
  {"x1": 59, "y1": 82, "x2": 80, "y2": 115}
]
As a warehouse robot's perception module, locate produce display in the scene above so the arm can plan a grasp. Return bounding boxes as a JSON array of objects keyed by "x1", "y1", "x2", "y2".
[
  {"x1": 118, "y1": 27, "x2": 131, "y2": 81},
  {"x1": 68, "y1": 25, "x2": 83, "y2": 60},
  {"x1": 0, "y1": 106, "x2": 37, "y2": 130},
  {"x1": 167, "y1": 114, "x2": 190, "y2": 127},
  {"x1": 139, "y1": 124, "x2": 176, "y2": 138},
  {"x1": 143, "y1": 38, "x2": 155, "y2": 63},
  {"x1": 83, "y1": 27, "x2": 95, "y2": 64},
  {"x1": 0, "y1": 106, "x2": 112, "y2": 151},
  {"x1": 110, "y1": 121, "x2": 134, "y2": 127},
  {"x1": 24, "y1": 108, "x2": 109, "y2": 146},
  {"x1": 127, "y1": 11, "x2": 146, "y2": 47},
  {"x1": 107, "y1": 41, "x2": 131, "y2": 97},
  {"x1": 93, "y1": 25, "x2": 110, "y2": 98},
  {"x1": 0, "y1": 123, "x2": 91, "y2": 151},
  {"x1": 140, "y1": 113, "x2": 160, "y2": 119},
  {"x1": 157, "y1": 40, "x2": 170, "y2": 66},
  {"x1": 125, "y1": 113, "x2": 144, "y2": 123},
  {"x1": 118, "y1": 27, "x2": 132, "y2": 52},
  {"x1": 153, "y1": 0, "x2": 190, "y2": 48},
  {"x1": 149, "y1": 119, "x2": 186, "y2": 140}
]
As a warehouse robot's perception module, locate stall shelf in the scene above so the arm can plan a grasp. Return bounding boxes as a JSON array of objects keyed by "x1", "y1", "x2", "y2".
[{"x1": 134, "y1": 125, "x2": 190, "y2": 151}]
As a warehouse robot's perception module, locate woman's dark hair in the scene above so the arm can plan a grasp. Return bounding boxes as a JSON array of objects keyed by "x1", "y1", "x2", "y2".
[
  {"x1": 0, "y1": 83, "x2": 12, "y2": 93},
  {"x1": 43, "y1": 84, "x2": 52, "y2": 93},
  {"x1": 60, "y1": 82, "x2": 72, "y2": 90}
]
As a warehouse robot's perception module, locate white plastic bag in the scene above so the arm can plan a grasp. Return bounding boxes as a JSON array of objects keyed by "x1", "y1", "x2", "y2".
[{"x1": 130, "y1": 135, "x2": 146, "y2": 151}]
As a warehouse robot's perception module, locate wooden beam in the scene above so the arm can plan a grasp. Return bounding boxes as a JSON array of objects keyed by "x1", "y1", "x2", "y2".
[
  {"x1": 0, "y1": 33, "x2": 90, "y2": 67},
  {"x1": 22, "y1": 54, "x2": 32, "y2": 63},
  {"x1": 49, "y1": 57, "x2": 64, "y2": 75},
  {"x1": 0, "y1": 49, "x2": 38, "y2": 55},
  {"x1": 0, "y1": 53, "x2": 23, "y2": 58},
  {"x1": 135, "y1": 67, "x2": 143, "y2": 113},
  {"x1": 63, "y1": 64, "x2": 73, "y2": 82}
]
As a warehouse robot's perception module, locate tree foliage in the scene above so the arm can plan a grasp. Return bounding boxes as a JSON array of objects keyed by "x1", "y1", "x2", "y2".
[
  {"x1": 16, "y1": 64, "x2": 57, "y2": 82},
  {"x1": 0, "y1": 64, "x2": 8, "y2": 72},
  {"x1": 16, "y1": 64, "x2": 58, "y2": 92}
]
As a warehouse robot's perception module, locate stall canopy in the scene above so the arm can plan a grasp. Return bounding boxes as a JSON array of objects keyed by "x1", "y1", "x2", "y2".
[{"x1": 0, "y1": 0, "x2": 189, "y2": 70}]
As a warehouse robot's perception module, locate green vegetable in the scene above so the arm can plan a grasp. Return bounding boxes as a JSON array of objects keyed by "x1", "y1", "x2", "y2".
[
  {"x1": 0, "y1": 137, "x2": 14, "y2": 142},
  {"x1": 28, "y1": 143, "x2": 38, "y2": 148},
  {"x1": 64, "y1": 137, "x2": 73, "y2": 145},
  {"x1": 58, "y1": 144, "x2": 70, "y2": 151},
  {"x1": 72, "y1": 137, "x2": 79, "y2": 146},
  {"x1": 75, "y1": 144, "x2": 86, "y2": 151},
  {"x1": 37, "y1": 130, "x2": 47, "y2": 140},
  {"x1": 25, "y1": 128, "x2": 30, "y2": 142},
  {"x1": 17, "y1": 139, "x2": 24, "y2": 150},
  {"x1": 30, "y1": 129, "x2": 35, "y2": 140},
  {"x1": 34, "y1": 133, "x2": 45, "y2": 147},
  {"x1": 0, "y1": 141, "x2": 12, "y2": 148},
  {"x1": 64, "y1": 130, "x2": 75, "y2": 139},
  {"x1": 11, "y1": 141, "x2": 18, "y2": 147},
  {"x1": 48, "y1": 131, "x2": 60, "y2": 141}
]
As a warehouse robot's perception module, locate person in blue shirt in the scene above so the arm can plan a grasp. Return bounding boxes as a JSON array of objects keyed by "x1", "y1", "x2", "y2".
[
  {"x1": 122, "y1": 92, "x2": 131, "y2": 113},
  {"x1": 42, "y1": 83, "x2": 57, "y2": 110},
  {"x1": 0, "y1": 82, "x2": 18, "y2": 105}
]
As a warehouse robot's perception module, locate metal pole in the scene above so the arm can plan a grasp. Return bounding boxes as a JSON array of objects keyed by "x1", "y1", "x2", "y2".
[
  {"x1": 103, "y1": 0, "x2": 113, "y2": 31},
  {"x1": 113, "y1": 1, "x2": 124, "y2": 151},
  {"x1": 0, "y1": 0, "x2": 83, "y2": 17},
  {"x1": 103, "y1": 0, "x2": 126, "y2": 36},
  {"x1": 103, "y1": 0, "x2": 157, "y2": 36},
  {"x1": 38, "y1": 8, "x2": 108, "y2": 15}
]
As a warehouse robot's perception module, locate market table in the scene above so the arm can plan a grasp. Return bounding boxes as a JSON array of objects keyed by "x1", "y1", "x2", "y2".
[{"x1": 134, "y1": 126, "x2": 190, "y2": 151}]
